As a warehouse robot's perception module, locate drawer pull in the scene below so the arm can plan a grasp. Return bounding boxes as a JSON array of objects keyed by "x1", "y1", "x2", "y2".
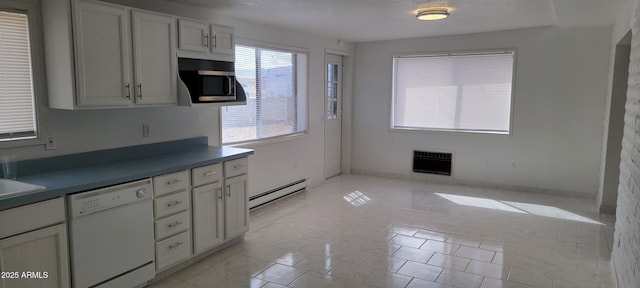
[
  {"x1": 169, "y1": 241, "x2": 183, "y2": 250},
  {"x1": 167, "y1": 200, "x2": 183, "y2": 207},
  {"x1": 233, "y1": 165, "x2": 242, "y2": 169},
  {"x1": 166, "y1": 179, "x2": 182, "y2": 185},
  {"x1": 167, "y1": 221, "x2": 183, "y2": 228},
  {"x1": 203, "y1": 171, "x2": 217, "y2": 176}
]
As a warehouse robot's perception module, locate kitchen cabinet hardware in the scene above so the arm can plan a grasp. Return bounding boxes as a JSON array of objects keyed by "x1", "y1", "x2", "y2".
[
  {"x1": 203, "y1": 34, "x2": 209, "y2": 47},
  {"x1": 226, "y1": 184, "x2": 231, "y2": 197},
  {"x1": 168, "y1": 241, "x2": 183, "y2": 249},
  {"x1": 203, "y1": 171, "x2": 217, "y2": 176},
  {"x1": 167, "y1": 221, "x2": 183, "y2": 228},
  {"x1": 166, "y1": 179, "x2": 182, "y2": 185},
  {"x1": 217, "y1": 188, "x2": 223, "y2": 200},
  {"x1": 167, "y1": 200, "x2": 183, "y2": 207},
  {"x1": 137, "y1": 83, "x2": 143, "y2": 100},
  {"x1": 125, "y1": 83, "x2": 131, "y2": 99},
  {"x1": 212, "y1": 35, "x2": 217, "y2": 48}
]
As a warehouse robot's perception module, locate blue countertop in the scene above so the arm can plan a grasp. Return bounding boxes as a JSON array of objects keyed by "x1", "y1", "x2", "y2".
[{"x1": 0, "y1": 138, "x2": 253, "y2": 210}]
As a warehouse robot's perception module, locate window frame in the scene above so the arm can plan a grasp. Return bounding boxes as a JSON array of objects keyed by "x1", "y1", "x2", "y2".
[
  {"x1": 390, "y1": 49, "x2": 517, "y2": 136},
  {"x1": 0, "y1": 0, "x2": 44, "y2": 149},
  {"x1": 220, "y1": 39, "x2": 309, "y2": 146}
]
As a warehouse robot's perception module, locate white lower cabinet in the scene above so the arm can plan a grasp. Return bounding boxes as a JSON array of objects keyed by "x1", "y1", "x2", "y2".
[
  {"x1": 192, "y1": 158, "x2": 249, "y2": 256},
  {"x1": 0, "y1": 198, "x2": 69, "y2": 288},
  {"x1": 192, "y1": 182, "x2": 224, "y2": 254},
  {"x1": 149, "y1": 157, "x2": 250, "y2": 276},
  {"x1": 153, "y1": 171, "x2": 192, "y2": 271},
  {"x1": 155, "y1": 231, "x2": 191, "y2": 271},
  {"x1": 224, "y1": 174, "x2": 248, "y2": 240}
]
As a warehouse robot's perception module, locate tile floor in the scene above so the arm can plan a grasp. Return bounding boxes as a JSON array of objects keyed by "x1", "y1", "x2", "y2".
[{"x1": 150, "y1": 175, "x2": 616, "y2": 288}]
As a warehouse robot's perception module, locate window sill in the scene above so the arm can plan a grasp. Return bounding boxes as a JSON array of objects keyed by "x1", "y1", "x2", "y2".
[
  {"x1": 223, "y1": 132, "x2": 309, "y2": 148},
  {"x1": 389, "y1": 127, "x2": 511, "y2": 136},
  {"x1": 0, "y1": 137, "x2": 44, "y2": 149}
]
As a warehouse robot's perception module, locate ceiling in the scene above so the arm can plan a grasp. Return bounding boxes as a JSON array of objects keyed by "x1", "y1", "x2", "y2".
[{"x1": 165, "y1": 0, "x2": 627, "y2": 42}]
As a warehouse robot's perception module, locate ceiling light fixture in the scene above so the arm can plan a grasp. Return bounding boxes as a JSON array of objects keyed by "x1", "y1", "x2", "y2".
[{"x1": 416, "y1": 9, "x2": 449, "y2": 21}]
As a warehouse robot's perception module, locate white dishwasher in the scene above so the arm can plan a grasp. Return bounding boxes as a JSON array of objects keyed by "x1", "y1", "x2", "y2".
[{"x1": 68, "y1": 179, "x2": 155, "y2": 288}]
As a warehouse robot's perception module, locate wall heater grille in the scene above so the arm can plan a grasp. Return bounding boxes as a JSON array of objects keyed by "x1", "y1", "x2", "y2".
[{"x1": 413, "y1": 151, "x2": 452, "y2": 176}]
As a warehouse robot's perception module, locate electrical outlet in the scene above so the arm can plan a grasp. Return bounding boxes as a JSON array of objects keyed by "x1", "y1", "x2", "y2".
[
  {"x1": 45, "y1": 134, "x2": 56, "y2": 150},
  {"x1": 142, "y1": 124, "x2": 150, "y2": 138}
]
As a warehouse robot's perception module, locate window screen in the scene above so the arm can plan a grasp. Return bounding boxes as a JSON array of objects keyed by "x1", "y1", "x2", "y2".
[
  {"x1": 222, "y1": 45, "x2": 307, "y2": 144},
  {"x1": 0, "y1": 10, "x2": 37, "y2": 141},
  {"x1": 392, "y1": 51, "x2": 514, "y2": 134}
]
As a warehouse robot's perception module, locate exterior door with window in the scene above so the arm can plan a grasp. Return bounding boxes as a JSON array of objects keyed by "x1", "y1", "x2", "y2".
[{"x1": 324, "y1": 54, "x2": 343, "y2": 179}]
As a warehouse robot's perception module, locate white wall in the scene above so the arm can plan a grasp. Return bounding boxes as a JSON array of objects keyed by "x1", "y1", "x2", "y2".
[
  {"x1": 597, "y1": 0, "x2": 633, "y2": 212},
  {"x1": 0, "y1": 0, "x2": 353, "y2": 197},
  {"x1": 352, "y1": 26, "x2": 611, "y2": 195},
  {"x1": 611, "y1": 0, "x2": 640, "y2": 285}
]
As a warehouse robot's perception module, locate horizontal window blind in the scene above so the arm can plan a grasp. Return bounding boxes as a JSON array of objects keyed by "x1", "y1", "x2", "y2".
[
  {"x1": 222, "y1": 45, "x2": 307, "y2": 144},
  {"x1": 393, "y1": 51, "x2": 514, "y2": 133},
  {"x1": 0, "y1": 10, "x2": 37, "y2": 141}
]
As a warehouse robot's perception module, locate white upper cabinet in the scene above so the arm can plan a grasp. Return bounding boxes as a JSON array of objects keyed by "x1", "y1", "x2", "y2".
[
  {"x1": 73, "y1": 1, "x2": 132, "y2": 107},
  {"x1": 210, "y1": 24, "x2": 234, "y2": 56},
  {"x1": 177, "y1": 18, "x2": 209, "y2": 54},
  {"x1": 131, "y1": 10, "x2": 177, "y2": 105},
  {"x1": 177, "y1": 18, "x2": 235, "y2": 62},
  {"x1": 43, "y1": 0, "x2": 177, "y2": 109}
]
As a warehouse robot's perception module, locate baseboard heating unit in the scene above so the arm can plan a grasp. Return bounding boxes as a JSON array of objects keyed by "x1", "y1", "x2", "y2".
[{"x1": 249, "y1": 178, "x2": 307, "y2": 209}]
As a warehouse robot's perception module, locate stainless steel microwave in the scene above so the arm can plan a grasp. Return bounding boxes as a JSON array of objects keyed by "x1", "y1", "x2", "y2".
[{"x1": 178, "y1": 58, "x2": 239, "y2": 103}]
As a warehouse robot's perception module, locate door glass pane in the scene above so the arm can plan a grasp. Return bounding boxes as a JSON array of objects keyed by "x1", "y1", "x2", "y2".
[{"x1": 326, "y1": 63, "x2": 340, "y2": 119}]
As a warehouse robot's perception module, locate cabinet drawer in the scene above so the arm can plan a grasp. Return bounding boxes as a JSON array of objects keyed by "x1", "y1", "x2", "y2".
[
  {"x1": 154, "y1": 190, "x2": 189, "y2": 218},
  {"x1": 156, "y1": 231, "x2": 191, "y2": 271},
  {"x1": 155, "y1": 211, "x2": 190, "y2": 240},
  {"x1": 154, "y1": 170, "x2": 189, "y2": 197},
  {"x1": 0, "y1": 198, "x2": 65, "y2": 239},
  {"x1": 224, "y1": 157, "x2": 248, "y2": 178},
  {"x1": 192, "y1": 163, "x2": 222, "y2": 187}
]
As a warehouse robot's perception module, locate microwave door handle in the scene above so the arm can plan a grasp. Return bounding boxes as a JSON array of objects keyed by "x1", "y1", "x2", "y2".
[{"x1": 227, "y1": 76, "x2": 234, "y2": 96}]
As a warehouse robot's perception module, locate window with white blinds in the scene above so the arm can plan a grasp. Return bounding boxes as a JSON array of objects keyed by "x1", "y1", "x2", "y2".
[
  {"x1": 392, "y1": 51, "x2": 515, "y2": 134},
  {"x1": 222, "y1": 44, "x2": 307, "y2": 144},
  {"x1": 0, "y1": 10, "x2": 37, "y2": 141}
]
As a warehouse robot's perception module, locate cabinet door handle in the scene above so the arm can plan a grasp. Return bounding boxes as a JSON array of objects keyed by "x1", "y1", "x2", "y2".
[
  {"x1": 169, "y1": 241, "x2": 183, "y2": 249},
  {"x1": 217, "y1": 187, "x2": 223, "y2": 200},
  {"x1": 124, "y1": 83, "x2": 131, "y2": 99},
  {"x1": 226, "y1": 184, "x2": 231, "y2": 197},
  {"x1": 212, "y1": 35, "x2": 217, "y2": 48},
  {"x1": 204, "y1": 171, "x2": 217, "y2": 176},
  {"x1": 166, "y1": 179, "x2": 182, "y2": 185},
  {"x1": 167, "y1": 200, "x2": 183, "y2": 207},
  {"x1": 203, "y1": 34, "x2": 209, "y2": 47},
  {"x1": 167, "y1": 221, "x2": 183, "y2": 228},
  {"x1": 137, "y1": 83, "x2": 143, "y2": 100}
]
